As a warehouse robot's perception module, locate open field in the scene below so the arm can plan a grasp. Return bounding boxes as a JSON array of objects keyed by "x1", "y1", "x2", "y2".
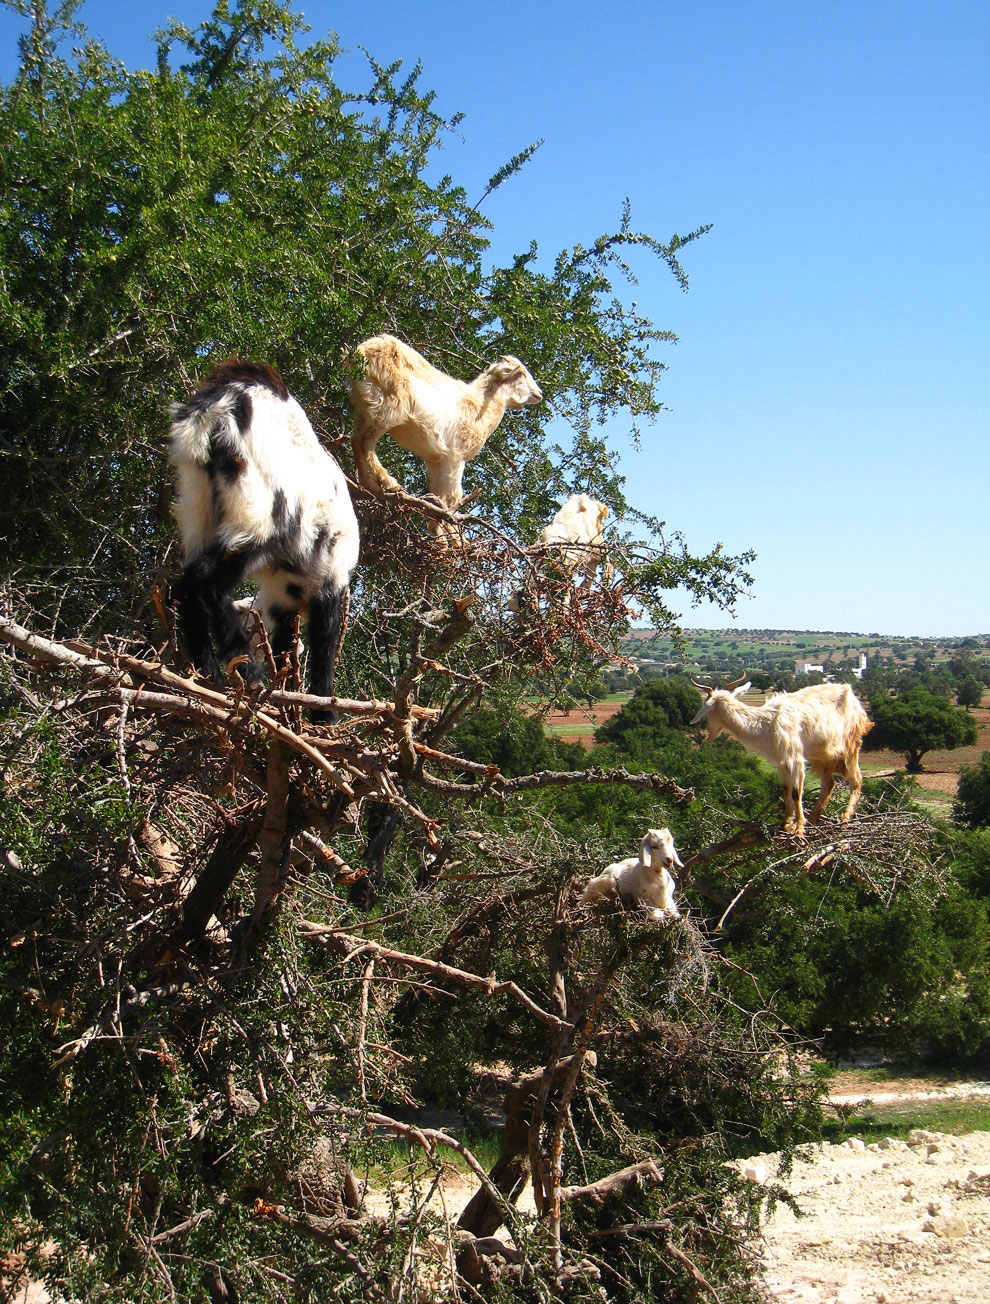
[
  {"x1": 861, "y1": 696, "x2": 990, "y2": 813},
  {"x1": 542, "y1": 693, "x2": 630, "y2": 743}
]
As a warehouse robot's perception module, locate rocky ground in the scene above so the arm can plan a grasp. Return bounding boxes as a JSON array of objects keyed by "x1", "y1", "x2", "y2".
[{"x1": 754, "y1": 1127, "x2": 990, "y2": 1304}]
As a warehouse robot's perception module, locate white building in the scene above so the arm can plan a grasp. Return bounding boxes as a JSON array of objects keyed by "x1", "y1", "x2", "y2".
[{"x1": 795, "y1": 659, "x2": 825, "y2": 676}]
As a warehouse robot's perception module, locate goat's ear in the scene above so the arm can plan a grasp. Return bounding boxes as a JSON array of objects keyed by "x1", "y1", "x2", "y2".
[
  {"x1": 731, "y1": 681, "x2": 752, "y2": 698},
  {"x1": 495, "y1": 357, "x2": 524, "y2": 378}
]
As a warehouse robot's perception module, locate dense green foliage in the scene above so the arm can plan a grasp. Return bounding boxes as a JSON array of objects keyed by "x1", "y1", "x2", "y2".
[
  {"x1": 955, "y1": 752, "x2": 990, "y2": 829},
  {"x1": 593, "y1": 686, "x2": 990, "y2": 1063},
  {"x1": 0, "y1": 0, "x2": 748, "y2": 637},
  {"x1": 593, "y1": 675, "x2": 702, "y2": 749}
]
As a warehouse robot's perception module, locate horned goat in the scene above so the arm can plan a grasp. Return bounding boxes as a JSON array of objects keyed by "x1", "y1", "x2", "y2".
[
  {"x1": 170, "y1": 360, "x2": 360, "y2": 720},
  {"x1": 579, "y1": 828, "x2": 683, "y2": 921},
  {"x1": 350, "y1": 334, "x2": 543, "y2": 515},
  {"x1": 689, "y1": 675, "x2": 873, "y2": 836},
  {"x1": 508, "y1": 492, "x2": 611, "y2": 612}
]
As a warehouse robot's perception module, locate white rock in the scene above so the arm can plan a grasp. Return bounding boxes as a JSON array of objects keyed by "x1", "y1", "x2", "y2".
[
  {"x1": 907, "y1": 1128, "x2": 940, "y2": 1146},
  {"x1": 742, "y1": 1163, "x2": 766, "y2": 1184},
  {"x1": 922, "y1": 1214, "x2": 969, "y2": 1239}
]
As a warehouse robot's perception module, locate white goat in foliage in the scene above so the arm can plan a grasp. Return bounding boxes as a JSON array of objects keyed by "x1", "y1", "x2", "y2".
[
  {"x1": 349, "y1": 334, "x2": 543, "y2": 513},
  {"x1": 508, "y1": 493, "x2": 611, "y2": 612},
  {"x1": 579, "y1": 828, "x2": 683, "y2": 921},
  {"x1": 689, "y1": 675, "x2": 874, "y2": 835},
  {"x1": 170, "y1": 360, "x2": 359, "y2": 721}
]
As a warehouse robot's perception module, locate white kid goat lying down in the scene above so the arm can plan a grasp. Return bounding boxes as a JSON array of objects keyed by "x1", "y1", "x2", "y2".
[{"x1": 579, "y1": 828, "x2": 683, "y2": 921}]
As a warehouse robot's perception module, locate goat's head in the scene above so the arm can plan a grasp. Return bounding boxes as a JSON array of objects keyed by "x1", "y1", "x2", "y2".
[
  {"x1": 640, "y1": 827, "x2": 684, "y2": 873},
  {"x1": 688, "y1": 673, "x2": 751, "y2": 737},
  {"x1": 572, "y1": 493, "x2": 609, "y2": 536},
  {"x1": 489, "y1": 356, "x2": 543, "y2": 408}
]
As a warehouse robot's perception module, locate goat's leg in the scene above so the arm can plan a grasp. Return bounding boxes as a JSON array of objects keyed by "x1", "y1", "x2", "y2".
[
  {"x1": 351, "y1": 416, "x2": 403, "y2": 495},
  {"x1": 267, "y1": 604, "x2": 298, "y2": 680},
  {"x1": 791, "y1": 769, "x2": 807, "y2": 836},
  {"x1": 578, "y1": 874, "x2": 613, "y2": 907},
  {"x1": 305, "y1": 583, "x2": 348, "y2": 723},
  {"x1": 175, "y1": 567, "x2": 221, "y2": 682},
  {"x1": 176, "y1": 546, "x2": 262, "y2": 685},
  {"x1": 840, "y1": 754, "x2": 864, "y2": 822},
  {"x1": 423, "y1": 455, "x2": 465, "y2": 545},
  {"x1": 780, "y1": 765, "x2": 806, "y2": 835},
  {"x1": 809, "y1": 765, "x2": 837, "y2": 823}
]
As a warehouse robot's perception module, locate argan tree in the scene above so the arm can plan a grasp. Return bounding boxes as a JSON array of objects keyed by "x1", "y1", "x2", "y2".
[{"x1": 0, "y1": 3, "x2": 946, "y2": 1301}]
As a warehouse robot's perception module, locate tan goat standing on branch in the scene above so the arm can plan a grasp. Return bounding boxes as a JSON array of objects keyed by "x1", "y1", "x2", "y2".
[
  {"x1": 689, "y1": 675, "x2": 874, "y2": 836},
  {"x1": 349, "y1": 335, "x2": 543, "y2": 516}
]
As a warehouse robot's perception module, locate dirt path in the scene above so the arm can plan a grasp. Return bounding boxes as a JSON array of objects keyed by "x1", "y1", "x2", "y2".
[{"x1": 755, "y1": 1129, "x2": 990, "y2": 1303}]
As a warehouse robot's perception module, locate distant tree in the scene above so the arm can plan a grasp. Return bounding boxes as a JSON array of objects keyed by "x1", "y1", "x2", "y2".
[
  {"x1": 955, "y1": 753, "x2": 990, "y2": 828},
  {"x1": 923, "y1": 669, "x2": 955, "y2": 699},
  {"x1": 454, "y1": 704, "x2": 584, "y2": 775},
  {"x1": 957, "y1": 675, "x2": 983, "y2": 712},
  {"x1": 594, "y1": 676, "x2": 702, "y2": 753},
  {"x1": 866, "y1": 688, "x2": 978, "y2": 772},
  {"x1": 748, "y1": 670, "x2": 775, "y2": 691}
]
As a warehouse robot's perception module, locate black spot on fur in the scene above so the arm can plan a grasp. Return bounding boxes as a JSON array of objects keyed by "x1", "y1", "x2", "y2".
[
  {"x1": 285, "y1": 582, "x2": 303, "y2": 600},
  {"x1": 174, "y1": 374, "x2": 253, "y2": 445},
  {"x1": 172, "y1": 381, "x2": 232, "y2": 425},
  {"x1": 311, "y1": 526, "x2": 339, "y2": 557},
  {"x1": 231, "y1": 388, "x2": 252, "y2": 432},
  {"x1": 207, "y1": 427, "x2": 247, "y2": 481},
  {"x1": 267, "y1": 493, "x2": 305, "y2": 569},
  {"x1": 272, "y1": 489, "x2": 289, "y2": 533}
]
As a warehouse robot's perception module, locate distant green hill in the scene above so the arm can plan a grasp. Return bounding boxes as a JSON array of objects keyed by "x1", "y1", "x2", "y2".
[{"x1": 618, "y1": 629, "x2": 990, "y2": 680}]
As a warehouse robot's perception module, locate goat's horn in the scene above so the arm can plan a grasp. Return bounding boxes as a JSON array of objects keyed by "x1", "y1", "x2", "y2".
[
  {"x1": 689, "y1": 678, "x2": 713, "y2": 696},
  {"x1": 723, "y1": 672, "x2": 748, "y2": 690}
]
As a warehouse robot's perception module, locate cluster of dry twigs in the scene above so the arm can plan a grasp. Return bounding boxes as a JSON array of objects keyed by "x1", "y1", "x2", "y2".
[{"x1": 0, "y1": 493, "x2": 951, "y2": 1301}]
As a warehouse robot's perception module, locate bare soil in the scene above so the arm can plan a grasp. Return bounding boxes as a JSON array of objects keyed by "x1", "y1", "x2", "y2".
[
  {"x1": 756, "y1": 1127, "x2": 990, "y2": 1303},
  {"x1": 543, "y1": 697, "x2": 625, "y2": 745}
]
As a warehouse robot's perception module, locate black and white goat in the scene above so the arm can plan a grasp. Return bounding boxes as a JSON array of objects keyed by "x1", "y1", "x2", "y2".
[{"x1": 170, "y1": 360, "x2": 359, "y2": 718}]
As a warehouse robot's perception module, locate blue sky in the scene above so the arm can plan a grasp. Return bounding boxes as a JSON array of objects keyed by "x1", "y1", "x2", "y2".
[{"x1": 3, "y1": 1, "x2": 988, "y2": 635}]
